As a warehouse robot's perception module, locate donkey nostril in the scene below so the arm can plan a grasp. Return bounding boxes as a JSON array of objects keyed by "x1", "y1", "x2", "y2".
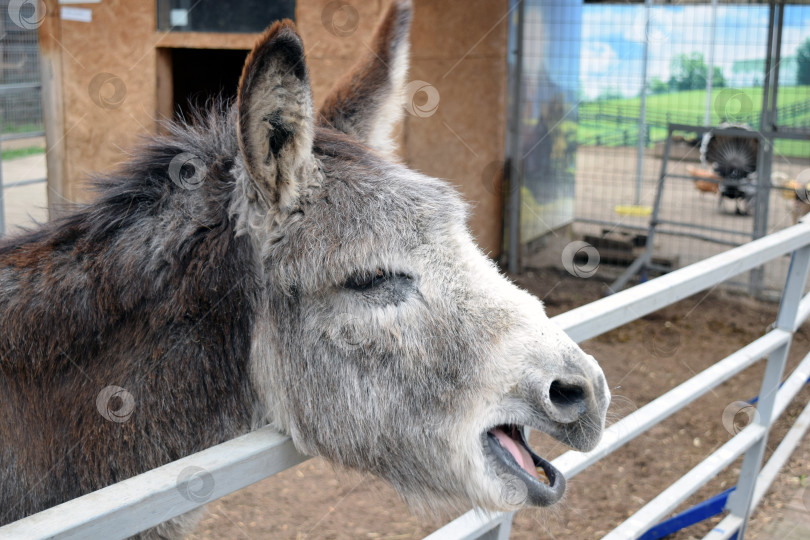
[{"x1": 549, "y1": 380, "x2": 587, "y2": 408}]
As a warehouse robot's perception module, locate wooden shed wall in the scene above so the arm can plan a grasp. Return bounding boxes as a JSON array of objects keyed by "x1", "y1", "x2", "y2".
[{"x1": 38, "y1": 0, "x2": 508, "y2": 255}]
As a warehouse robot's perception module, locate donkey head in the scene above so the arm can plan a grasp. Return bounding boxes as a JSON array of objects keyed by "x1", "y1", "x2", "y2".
[{"x1": 233, "y1": 1, "x2": 610, "y2": 513}]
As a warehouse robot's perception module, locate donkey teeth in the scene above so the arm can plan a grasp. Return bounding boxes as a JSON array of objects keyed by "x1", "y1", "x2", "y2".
[{"x1": 536, "y1": 467, "x2": 549, "y2": 485}]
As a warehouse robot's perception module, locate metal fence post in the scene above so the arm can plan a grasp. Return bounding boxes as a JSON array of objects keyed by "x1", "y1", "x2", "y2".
[
  {"x1": 506, "y1": 0, "x2": 525, "y2": 275},
  {"x1": 750, "y1": 3, "x2": 782, "y2": 298},
  {"x1": 725, "y1": 244, "x2": 810, "y2": 539},
  {"x1": 478, "y1": 514, "x2": 514, "y2": 540},
  {"x1": 0, "y1": 135, "x2": 5, "y2": 236}
]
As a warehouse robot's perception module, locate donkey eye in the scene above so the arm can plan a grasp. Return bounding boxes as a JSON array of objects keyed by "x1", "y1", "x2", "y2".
[{"x1": 344, "y1": 268, "x2": 389, "y2": 291}]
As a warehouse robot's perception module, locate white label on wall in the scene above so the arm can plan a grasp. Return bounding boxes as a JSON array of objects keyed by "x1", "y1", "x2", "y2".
[
  {"x1": 60, "y1": 7, "x2": 92, "y2": 23},
  {"x1": 170, "y1": 9, "x2": 189, "y2": 27}
]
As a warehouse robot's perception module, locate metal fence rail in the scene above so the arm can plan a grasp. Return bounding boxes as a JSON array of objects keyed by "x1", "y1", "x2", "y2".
[
  {"x1": 429, "y1": 218, "x2": 810, "y2": 539},
  {"x1": 2, "y1": 220, "x2": 810, "y2": 540},
  {"x1": 0, "y1": 430, "x2": 309, "y2": 540},
  {"x1": 578, "y1": 98, "x2": 810, "y2": 135}
]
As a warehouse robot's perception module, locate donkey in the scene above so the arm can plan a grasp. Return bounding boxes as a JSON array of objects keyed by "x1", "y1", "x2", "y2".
[{"x1": 0, "y1": 1, "x2": 609, "y2": 537}]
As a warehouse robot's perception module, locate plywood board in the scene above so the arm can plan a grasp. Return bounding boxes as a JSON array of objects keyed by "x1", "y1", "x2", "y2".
[
  {"x1": 57, "y1": 0, "x2": 158, "y2": 202},
  {"x1": 43, "y1": 0, "x2": 508, "y2": 255}
]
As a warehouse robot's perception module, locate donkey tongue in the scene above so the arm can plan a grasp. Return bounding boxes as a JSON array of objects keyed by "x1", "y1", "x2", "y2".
[{"x1": 491, "y1": 428, "x2": 540, "y2": 480}]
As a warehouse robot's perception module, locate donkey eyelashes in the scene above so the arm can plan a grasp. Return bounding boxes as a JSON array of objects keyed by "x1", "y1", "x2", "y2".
[
  {"x1": 343, "y1": 268, "x2": 414, "y2": 292},
  {"x1": 344, "y1": 268, "x2": 388, "y2": 291}
]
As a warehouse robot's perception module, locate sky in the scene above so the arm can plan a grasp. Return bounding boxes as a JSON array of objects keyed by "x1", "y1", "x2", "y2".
[{"x1": 579, "y1": 3, "x2": 810, "y2": 99}]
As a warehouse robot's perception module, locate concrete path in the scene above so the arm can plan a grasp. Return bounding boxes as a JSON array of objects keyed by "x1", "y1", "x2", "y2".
[
  {"x1": 1, "y1": 151, "x2": 48, "y2": 234},
  {"x1": 756, "y1": 484, "x2": 810, "y2": 540}
]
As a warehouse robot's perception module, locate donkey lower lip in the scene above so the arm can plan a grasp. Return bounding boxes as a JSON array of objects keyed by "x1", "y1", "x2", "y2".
[{"x1": 485, "y1": 425, "x2": 566, "y2": 506}]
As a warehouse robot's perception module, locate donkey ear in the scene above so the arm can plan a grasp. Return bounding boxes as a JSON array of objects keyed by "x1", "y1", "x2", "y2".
[
  {"x1": 237, "y1": 20, "x2": 314, "y2": 210},
  {"x1": 317, "y1": 0, "x2": 412, "y2": 157}
]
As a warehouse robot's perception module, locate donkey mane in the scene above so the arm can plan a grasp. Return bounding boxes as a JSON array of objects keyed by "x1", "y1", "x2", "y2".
[
  {"x1": 0, "y1": 103, "x2": 249, "y2": 370},
  {"x1": 0, "y1": 102, "x2": 400, "y2": 377},
  {"x1": 0, "y1": 105, "x2": 263, "y2": 522}
]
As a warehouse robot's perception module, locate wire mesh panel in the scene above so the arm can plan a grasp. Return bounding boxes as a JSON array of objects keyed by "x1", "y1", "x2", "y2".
[
  {"x1": 0, "y1": 0, "x2": 43, "y2": 136},
  {"x1": 510, "y1": 0, "x2": 810, "y2": 294},
  {"x1": 0, "y1": 0, "x2": 46, "y2": 237}
]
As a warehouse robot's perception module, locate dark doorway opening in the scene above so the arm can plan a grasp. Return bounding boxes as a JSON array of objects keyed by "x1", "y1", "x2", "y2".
[{"x1": 159, "y1": 48, "x2": 249, "y2": 121}]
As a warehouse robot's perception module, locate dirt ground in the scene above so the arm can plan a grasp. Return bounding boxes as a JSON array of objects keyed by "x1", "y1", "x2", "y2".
[{"x1": 188, "y1": 267, "x2": 810, "y2": 540}]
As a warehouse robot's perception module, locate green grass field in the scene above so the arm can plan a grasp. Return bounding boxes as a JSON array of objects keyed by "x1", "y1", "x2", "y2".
[
  {"x1": 576, "y1": 86, "x2": 810, "y2": 158},
  {"x1": 1, "y1": 146, "x2": 45, "y2": 161}
]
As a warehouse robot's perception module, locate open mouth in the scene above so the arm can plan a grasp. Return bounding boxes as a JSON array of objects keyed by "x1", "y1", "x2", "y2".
[{"x1": 485, "y1": 424, "x2": 566, "y2": 506}]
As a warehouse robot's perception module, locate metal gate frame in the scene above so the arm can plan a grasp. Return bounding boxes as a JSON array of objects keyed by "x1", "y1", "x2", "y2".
[{"x1": 610, "y1": 122, "x2": 810, "y2": 294}]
